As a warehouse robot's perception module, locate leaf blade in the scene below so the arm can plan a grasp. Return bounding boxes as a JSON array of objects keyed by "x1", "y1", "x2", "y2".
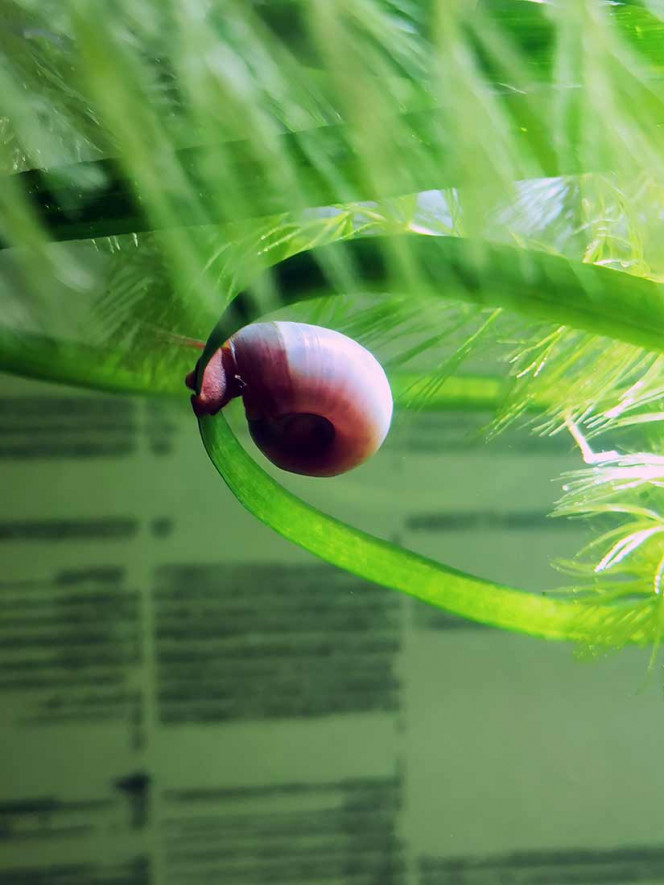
[{"x1": 199, "y1": 410, "x2": 656, "y2": 645}]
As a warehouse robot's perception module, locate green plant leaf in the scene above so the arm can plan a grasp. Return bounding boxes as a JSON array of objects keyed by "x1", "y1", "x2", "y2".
[
  {"x1": 5, "y1": 0, "x2": 664, "y2": 649},
  {"x1": 0, "y1": 315, "x2": 520, "y2": 416},
  {"x1": 189, "y1": 230, "x2": 664, "y2": 649},
  {"x1": 203, "y1": 235, "x2": 664, "y2": 358},
  {"x1": 198, "y1": 409, "x2": 657, "y2": 646}
]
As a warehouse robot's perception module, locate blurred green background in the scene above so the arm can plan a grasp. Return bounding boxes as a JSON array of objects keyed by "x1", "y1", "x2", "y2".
[{"x1": 3, "y1": 1, "x2": 664, "y2": 881}]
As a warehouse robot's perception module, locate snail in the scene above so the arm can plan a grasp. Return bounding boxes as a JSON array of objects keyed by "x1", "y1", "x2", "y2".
[{"x1": 185, "y1": 321, "x2": 393, "y2": 477}]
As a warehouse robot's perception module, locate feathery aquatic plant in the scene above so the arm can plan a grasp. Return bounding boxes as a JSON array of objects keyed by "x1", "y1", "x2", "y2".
[{"x1": 3, "y1": 0, "x2": 664, "y2": 654}]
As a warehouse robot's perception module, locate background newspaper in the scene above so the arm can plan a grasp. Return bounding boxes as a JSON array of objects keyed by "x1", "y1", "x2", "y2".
[{"x1": 1, "y1": 370, "x2": 663, "y2": 885}]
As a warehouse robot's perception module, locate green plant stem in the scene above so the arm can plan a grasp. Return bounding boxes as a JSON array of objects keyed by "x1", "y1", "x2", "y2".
[
  {"x1": 0, "y1": 329, "x2": 181, "y2": 396},
  {"x1": 199, "y1": 411, "x2": 655, "y2": 645},
  {"x1": 206, "y1": 235, "x2": 664, "y2": 358},
  {"x1": 193, "y1": 233, "x2": 664, "y2": 645},
  {"x1": 4, "y1": 232, "x2": 664, "y2": 644},
  {"x1": 0, "y1": 326, "x2": 516, "y2": 413},
  {"x1": 5, "y1": 236, "x2": 664, "y2": 396}
]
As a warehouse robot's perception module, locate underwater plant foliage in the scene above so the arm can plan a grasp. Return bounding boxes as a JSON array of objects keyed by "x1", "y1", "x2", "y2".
[{"x1": 4, "y1": 0, "x2": 664, "y2": 651}]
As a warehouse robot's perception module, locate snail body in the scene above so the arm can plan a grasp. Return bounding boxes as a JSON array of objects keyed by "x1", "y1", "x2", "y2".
[{"x1": 186, "y1": 321, "x2": 393, "y2": 477}]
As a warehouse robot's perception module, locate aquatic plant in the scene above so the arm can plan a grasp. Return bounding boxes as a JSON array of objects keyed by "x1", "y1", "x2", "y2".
[{"x1": 3, "y1": 0, "x2": 664, "y2": 653}]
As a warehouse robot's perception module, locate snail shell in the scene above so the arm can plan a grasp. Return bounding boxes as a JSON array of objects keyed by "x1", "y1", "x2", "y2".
[{"x1": 186, "y1": 321, "x2": 393, "y2": 477}]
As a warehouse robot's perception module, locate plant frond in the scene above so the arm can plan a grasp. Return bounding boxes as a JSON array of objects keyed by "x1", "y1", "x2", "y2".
[{"x1": 6, "y1": 0, "x2": 664, "y2": 651}]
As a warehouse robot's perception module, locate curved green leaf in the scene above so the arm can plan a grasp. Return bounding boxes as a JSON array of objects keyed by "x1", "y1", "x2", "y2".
[
  {"x1": 0, "y1": 327, "x2": 189, "y2": 397},
  {"x1": 0, "y1": 324, "x2": 513, "y2": 413},
  {"x1": 6, "y1": 235, "x2": 664, "y2": 399},
  {"x1": 199, "y1": 411, "x2": 656, "y2": 645},
  {"x1": 204, "y1": 236, "x2": 664, "y2": 358},
  {"x1": 192, "y1": 231, "x2": 664, "y2": 645}
]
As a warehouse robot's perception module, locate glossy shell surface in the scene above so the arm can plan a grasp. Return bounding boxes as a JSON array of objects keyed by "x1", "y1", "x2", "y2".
[{"x1": 227, "y1": 321, "x2": 393, "y2": 476}]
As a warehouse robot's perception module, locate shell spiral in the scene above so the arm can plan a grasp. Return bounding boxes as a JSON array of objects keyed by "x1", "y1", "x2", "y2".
[{"x1": 188, "y1": 321, "x2": 393, "y2": 477}]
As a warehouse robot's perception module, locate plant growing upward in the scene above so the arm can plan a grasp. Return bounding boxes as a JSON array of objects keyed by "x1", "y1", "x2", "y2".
[{"x1": 3, "y1": 0, "x2": 664, "y2": 656}]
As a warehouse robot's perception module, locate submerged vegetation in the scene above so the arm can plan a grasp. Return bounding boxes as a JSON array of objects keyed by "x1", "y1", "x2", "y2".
[{"x1": 3, "y1": 0, "x2": 664, "y2": 653}]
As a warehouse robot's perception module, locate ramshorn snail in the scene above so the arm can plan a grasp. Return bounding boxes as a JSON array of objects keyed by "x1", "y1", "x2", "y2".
[{"x1": 186, "y1": 321, "x2": 393, "y2": 477}]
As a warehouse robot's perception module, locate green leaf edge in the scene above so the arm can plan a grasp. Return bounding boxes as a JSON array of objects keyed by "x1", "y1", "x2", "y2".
[
  {"x1": 205, "y1": 236, "x2": 664, "y2": 358},
  {"x1": 0, "y1": 326, "x2": 511, "y2": 413},
  {"x1": 199, "y1": 411, "x2": 654, "y2": 644},
  {"x1": 3, "y1": 234, "x2": 664, "y2": 644},
  {"x1": 197, "y1": 233, "x2": 664, "y2": 645}
]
